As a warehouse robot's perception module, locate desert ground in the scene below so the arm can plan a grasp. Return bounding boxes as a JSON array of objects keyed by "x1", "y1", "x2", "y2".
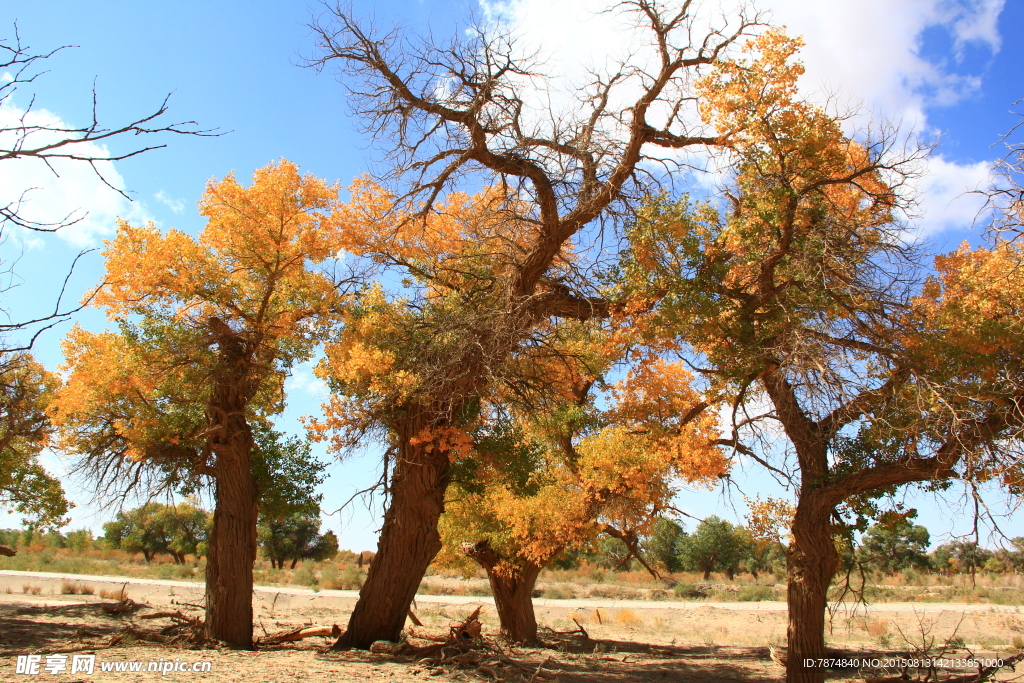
[{"x1": 1, "y1": 571, "x2": 1022, "y2": 682}]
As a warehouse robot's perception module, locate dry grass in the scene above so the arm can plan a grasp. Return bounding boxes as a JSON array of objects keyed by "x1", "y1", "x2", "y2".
[
  {"x1": 615, "y1": 608, "x2": 641, "y2": 627},
  {"x1": 99, "y1": 585, "x2": 128, "y2": 601},
  {"x1": 60, "y1": 580, "x2": 95, "y2": 595},
  {"x1": 865, "y1": 617, "x2": 890, "y2": 637}
]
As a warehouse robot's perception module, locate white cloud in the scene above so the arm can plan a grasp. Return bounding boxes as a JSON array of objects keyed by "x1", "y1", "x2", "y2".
[
  {"x1": 154, "y1": 189, "x2": 186, "y2": 214},
  {"x1": 913, "y1": 154, "x2": 992, "y2": 236},
  {"x1": 286, "y1": 361, "x2": 329, "y2": 398},
  {"x1": 477, "y1": 0, "x2": 1005, "y2": 237},
  {"x1": 0, "y1": 103, "x2": 152, "y2": 247}
]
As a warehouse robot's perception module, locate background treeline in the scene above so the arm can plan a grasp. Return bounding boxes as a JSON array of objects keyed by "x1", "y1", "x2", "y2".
[
  {"x1": 8, "y1": 510, "x2": 1022, "y2": 581},
  {"x1": 554, "y1": 515, "x2": 1024, "y2": 580},
  {"x1": 0, "y1": 501, "x2": 340, "y2": 571}
]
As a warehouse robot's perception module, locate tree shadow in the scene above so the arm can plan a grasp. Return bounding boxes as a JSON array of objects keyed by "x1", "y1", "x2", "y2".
[{"x1": 0, "y1": 601, "x2": 143, "y2": 655}]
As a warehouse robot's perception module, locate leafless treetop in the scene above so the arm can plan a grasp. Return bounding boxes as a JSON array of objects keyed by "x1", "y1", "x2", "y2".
[{"x1": 308, "y1": 0, "x2": 765, "y2": 298}]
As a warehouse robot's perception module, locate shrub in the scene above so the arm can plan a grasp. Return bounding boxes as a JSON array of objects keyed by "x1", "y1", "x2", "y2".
[
  {"x1": 736, "y1": 584, "x2": 775, "y2": 601},
  {"x1": 321, "y1": 564, "x2": 363, "y2": 590}
]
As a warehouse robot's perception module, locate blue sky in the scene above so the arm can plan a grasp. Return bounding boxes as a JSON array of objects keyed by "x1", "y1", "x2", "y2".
[{"x1": 1, "y1": 0, "x2": 1021, "y2": 552}]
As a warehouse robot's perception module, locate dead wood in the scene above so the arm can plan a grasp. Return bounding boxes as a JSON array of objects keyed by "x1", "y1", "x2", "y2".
[{"x1": 258, "y1": 624, "x2": 342, "y2": 645}]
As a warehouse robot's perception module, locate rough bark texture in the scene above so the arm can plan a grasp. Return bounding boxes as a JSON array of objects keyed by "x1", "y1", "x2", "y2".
[
  {"x1": 203, "y1": 317, "x2": 259, "y2": 648},
  {"x1": 462, "y1": 539, "x2": 543, "y2": 644},
  {"x1": 204, "y1": 439, "x2": 257, "y2": 647},
  {"x1": 785, "y1": 499, "x2": 837, "y2": 683},
  {"x1": 334, "y1": 407, "x2": 452, "y2": 649}
]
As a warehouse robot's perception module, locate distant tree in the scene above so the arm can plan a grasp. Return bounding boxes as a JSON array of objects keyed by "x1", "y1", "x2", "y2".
[
  {"x1": 103, "y1": 503, "x2": 169, "y2": 562},
  {"x1": 857, "y1": 515, "x2": 930, "y2": 575},
  {"x1": 65, "y1": 528, "x2": 93, "y2": 553},
  {"x1": 930, "y1": 541, "x2": 993, "y2": 575},
  {"x1": 258, "y1": 512, "x2": 338, "y2": 569},
  {"x1": 644, "y1": 517, "x2": 687, "y2": 574},
  {"x1": 157, "y1": 503, "x2": 211, "y2": 563},
  {"x1": 103, "y1": 502, "x2": 210, "y2": 564},
  {"x1": 679, "y1": 516, "x2": 747, "y2": 580},
  {"x1": 252, "y1": 426, "x2": 328, "y2": 522}
]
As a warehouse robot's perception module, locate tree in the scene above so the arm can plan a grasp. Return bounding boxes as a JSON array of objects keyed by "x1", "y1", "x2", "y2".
[
  {"x1": 102, "y1": 502, "x2": 209, "y2": 563},
  {"x1": 308, "y1": 0, "x2": 764, "y2": 646},
  {"x1": 0, "y1": 352, "x2": 67, "y2": 528},
  {"x1": 434, "y1": 352, "x2": 725, "y2": 643},
  {"x1": 0, "y1": 27, "x2": 213, "y2": 531},
  {"x1": 678, "y1": 516, "x2": 747, "y2": 580},
  {"x1": 618, "y1": 32, "x2": 1024, "y2": 683},
  {"x1": 259, "y1": 512, "x2": 338, "y2": 569},
  {"x1": 931, "y1": 541, "x2": 993, "y2": 575},
  {"x1": 52, "y1": 160, "x2": 346, "y2": 647},
  {"x1": 644, "y1": 517, "x2": 687, "y2": 574},
  {"x1": 856, "y1": 514, "x2": 930, "y2": 575}
]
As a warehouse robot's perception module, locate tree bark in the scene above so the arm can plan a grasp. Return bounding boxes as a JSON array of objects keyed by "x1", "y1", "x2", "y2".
[
  {"x1": 203, "y1": 317, "x2": 259, "y2": 648},
  {"x1": 462, "y1": 539, "x2": 543, "y2": 643},
  {"x1": 204, "y1": 426, "x2": 257, "y2": 647},
  {"x1": 785, "y1": 500, "x2": 837, "y2": 683},
  {"x1": 334, "y1": 408, "x2": 452, "y2": 649}
]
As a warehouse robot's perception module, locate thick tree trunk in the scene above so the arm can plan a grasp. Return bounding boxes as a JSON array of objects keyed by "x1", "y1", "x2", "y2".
[
  {"x1": 786, "y1": 503, "x2": 837, "y2": 683},
  {"x1": 204, "y1": 427, "x2": 258, "y2": 647},
  {"x1": 487, "y1": 562, "x2": 542, "y2": 643},
  {"x1": 462, "y1": 539, "x2": 544, "y2": 643},
  {"x1": 203, "y1": 317, "x2": 259, "y2": 648},
  {"x1": 290, "y1": 557, "x2": 299, "y2": 570},
  {"x1": 334, "y1": 409, "x2": 452, "y2": 649}
]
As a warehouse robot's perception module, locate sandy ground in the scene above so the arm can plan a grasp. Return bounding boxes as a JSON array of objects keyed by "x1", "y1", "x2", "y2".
[{"x1": 1, "y1": 571, "x2": 1022, "y2": 682}]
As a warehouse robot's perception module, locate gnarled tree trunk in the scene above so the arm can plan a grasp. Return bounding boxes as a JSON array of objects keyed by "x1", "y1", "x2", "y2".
[
  {"x1": 785, "y1": 500, "x2": 837, "y2": 683},
  {"x1": 205, "y1": 438, "x2": 257, "y2": 647},
  {"x1": 334, "y1": 407, "x2": 452, "y2": 649},
  {"x1": 462, "y1": 539, "x2": 544, "y2": 644},
  {"x1": 203, "y1": 317, "x2": 259, "y2": 648}
]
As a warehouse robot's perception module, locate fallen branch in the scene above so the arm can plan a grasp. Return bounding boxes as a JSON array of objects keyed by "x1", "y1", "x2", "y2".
[{"x1": 258, "y1": 624, "x2": 342, "y2": 645}]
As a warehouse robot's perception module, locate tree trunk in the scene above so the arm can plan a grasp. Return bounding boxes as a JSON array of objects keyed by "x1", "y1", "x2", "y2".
[
  {"x1": 487, "y1": 562, "x2": 543, "y2": 643},
  {"x1": 290, "y1": 557, "x2": 299, "y2": 570},
  {"x1": 786, "y1": 502, "x2": 837, "y2": 683},
  {"x1": 203, "y1": 317, "x2": 259, "y2": 648},
  {"x1": 462, "y1": 539, "x2": 544, "y2": 643},
  {"x1": 204, "y1": 431, "x2": 258, "y2": 647},
  {"x1": 333, "y1": 409, "x2": 452, "y2": 649}
]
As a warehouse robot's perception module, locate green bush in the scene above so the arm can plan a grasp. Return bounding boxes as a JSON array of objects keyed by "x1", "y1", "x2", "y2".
[
  {"x1": 321, "y1": 564, "x2": 363, "y2": 590},
  {"x1": 291, "y1": 566, "x2": 317, "y2": 587},
  {"x1": 736, "y1": 584, "x2": 775, "y2": 601}
]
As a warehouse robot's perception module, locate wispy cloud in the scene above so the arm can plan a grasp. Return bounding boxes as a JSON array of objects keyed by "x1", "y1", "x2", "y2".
[{"x1": 154, "y1": 189, "x2": 186, "y2": 214}]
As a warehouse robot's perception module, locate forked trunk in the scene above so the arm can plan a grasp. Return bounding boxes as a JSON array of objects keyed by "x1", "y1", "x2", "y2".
[
  {"x1": 487, "y1": 562, "x2": 543, "y2": 643},
  {"x1": 786, "y1": 504, "x2": 837, "y2": 683},
  {"x1": 462, "y1": 539, "x2": 545, "y2": 643},
  {"x1": 334, "y1": 410, "x2": 452, "y2": 649},
  {"x1": 204, "y1": 425, "x2": 258, "y2": 647}
]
